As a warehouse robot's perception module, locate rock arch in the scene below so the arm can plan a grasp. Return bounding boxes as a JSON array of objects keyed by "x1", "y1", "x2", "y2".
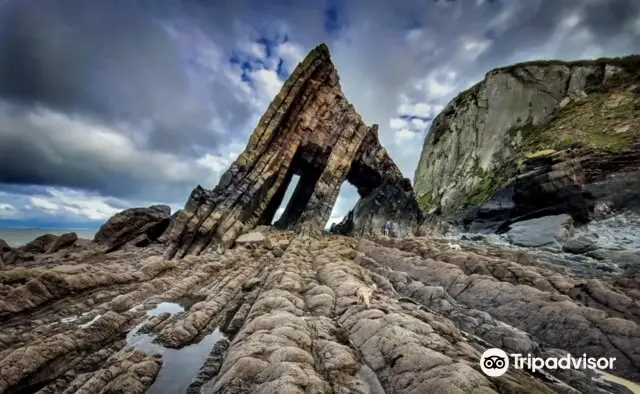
[{"x1": 165, "y1": 44, "x2": 424, "y2": 259}]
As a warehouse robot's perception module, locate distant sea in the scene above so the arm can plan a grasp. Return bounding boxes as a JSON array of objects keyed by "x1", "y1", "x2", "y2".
[{"x1": 0, "y1": 228, "x2": 99, "y2": 247}]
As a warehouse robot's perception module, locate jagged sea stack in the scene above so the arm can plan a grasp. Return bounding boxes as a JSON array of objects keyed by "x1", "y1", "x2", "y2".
[{"x1": 165, "y1": 44, "x2": 422, "y2": 259}]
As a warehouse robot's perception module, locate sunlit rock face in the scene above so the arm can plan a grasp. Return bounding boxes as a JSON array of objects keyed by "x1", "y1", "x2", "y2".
[{"x1": 164, "y1": 44, "x2": 423, "y2": 259}]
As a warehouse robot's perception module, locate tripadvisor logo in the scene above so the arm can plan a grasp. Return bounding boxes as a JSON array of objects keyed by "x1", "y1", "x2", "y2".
[{"x1": 479, "y1": 348, "x2": 616, "y2": 377}]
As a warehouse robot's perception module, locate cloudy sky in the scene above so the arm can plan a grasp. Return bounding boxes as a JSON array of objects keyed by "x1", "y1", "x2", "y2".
[{"x1": 0, "y1": 0, "x2": 638, "y2": 228}]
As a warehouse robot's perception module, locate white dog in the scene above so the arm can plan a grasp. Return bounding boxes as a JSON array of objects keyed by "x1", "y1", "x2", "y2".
[
  {"x1": 355, "y1": 283, "x2": 377, "y2": 309},
  {"x1": 447, "y1": 242, "x2": 461, "y2": 251}
]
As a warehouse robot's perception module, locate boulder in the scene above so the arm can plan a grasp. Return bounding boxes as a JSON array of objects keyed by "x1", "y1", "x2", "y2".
[
  {"x1": 235, "y1": 232, "x2": 267, "y2": 248},
  {"x1": 0, "y1": 238, "x2": 16, "y2": 264},
  {"x1": 46, "y1": 232, "x2": 78, "y2": 254},
  {"x1": 610, "y1": 250, "x2": 640, "y2": 275},
  {"x1": 94, "y1": 205, "x2": 171, "y2": 253},
  {"x1": 133, "y1": 234, "x2": 152, "y2": 247},
  {"x1": 242, "y1": 278, "x2": 263, "y2": 291},
  {"x1": 0, "y1": 238, "x2": 31, "y2": 265},
  {"x1": 273, "y1": 239, "x2": 290, "y2": 251},
  {"x1": 20, "y1": 234, "x2": 59, "y2": 254},
  {"x1": 505, "y1": 214, "x2": 574, "y2": 247},
  {"x1": 562, "y1": 237, "x2": 597, "y2": 254},
  {"x1": 272, "y1": 246, "x2": 285, "y2": 257},
  {"x1": 585, "y1": 249, "x2": 609, "y2": 261}
]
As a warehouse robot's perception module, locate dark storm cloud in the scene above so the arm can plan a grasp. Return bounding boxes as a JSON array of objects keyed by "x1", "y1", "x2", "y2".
[
  {"x1": 0, "y1": 101, "x2": 219, "y2": 203},
  {"x1": 473, "y1": 0, "x2": 640, "y2": 71},
  {"x1": 0, "y1": 0, "x2": 227, "y2": 154}
]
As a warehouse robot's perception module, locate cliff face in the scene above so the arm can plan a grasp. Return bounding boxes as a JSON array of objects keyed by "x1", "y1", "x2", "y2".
[
  {"x1": 165, "y1": 44, "x2": 423, "y2": 259},
  {"x1": 413, "y1": 56, "x2": 640, "y2": 218}
]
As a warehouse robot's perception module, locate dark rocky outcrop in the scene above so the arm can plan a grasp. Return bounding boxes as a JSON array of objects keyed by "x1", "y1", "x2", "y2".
[
  {"x1": 45, "y1": 232, "x2": 78, "y2": 254},
  {"x1": 464, "y1": 141, "x2": 640, "y2": 231},
  {"x1": 0, "y1": 238, "x2": 33, "y2": 265},
  {"x1": 331, "y1": 178, "x2": 425, "y2": 237},
  {"x1": 156, "y1": 209, "x2": 181, "y2": 244},
  {"x1": 164, "y1": 44, "x2": 423, "y2": 259},
  {"x1": 19, "y1": 234, "x2": 59, "y2": 254},
  {"x1": 414, "y1": 54, "x2": 640, "y2": 228},
  {"x1": 94, "y1": 205, "x2": 171, "y2": 253},
  {"x1": 562, "y1": 237, "x2": 597, "y2": 254}
]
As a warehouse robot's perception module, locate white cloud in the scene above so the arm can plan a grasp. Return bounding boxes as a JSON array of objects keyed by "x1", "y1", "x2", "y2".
[
  {"x1": 394, "y1": 129, "x2": 418, "y2": 143},
  {"x1": 277, "y1": 41, "x2": 306, "y2": 70},
  {"x1": 389, "y1": 117, "x2": 410, "y2": 130},
  {"x1": 29, "y1": 197, "x2": 59, "y2": 211},
  {"x1": 27, "y1": 189, "x2": 121, "y2": 220},
  {"x1": 50, "y1": 190, "x2": 121, "y2": 220},
  {"x1": 411, "y1": 118, "x2": 431, "y2": 131},
  {"x1": 0, "y1": 203, "x2": 15, "y2": 217},
  {"x1": 397, "y1": 102, "x2": 433, "y2": 118},
  {"x1": 251, "y1": 68, "x2": 284, "y2": 104},
  {"x1": 396, "y1": 97, "x2": 444, "y2": 122},
  {"x1": 0, "y1": 102, "x2": 227, "y2": 190},
  {"x1": 416, "y1": 75, "x2": 457, "y2": 99},
  {"x1": 405, "y1": 28, "x2": 423, "y2": 43},
  {"x1": 461, "y1": 38, "x2": 491, "y2": 60},
  {"x1": 197, "y1": 154, "x2": 231, "y2": 173}
]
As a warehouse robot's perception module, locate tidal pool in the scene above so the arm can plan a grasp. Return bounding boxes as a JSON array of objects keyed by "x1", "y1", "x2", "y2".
[{"x1": 126, "y1": 301, "x2": 225, "y2": 394}]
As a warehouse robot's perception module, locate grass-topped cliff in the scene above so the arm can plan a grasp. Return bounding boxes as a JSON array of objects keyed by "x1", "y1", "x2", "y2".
[{"x1": 413, "y1": 54, "x2": 640, "y2": 215}]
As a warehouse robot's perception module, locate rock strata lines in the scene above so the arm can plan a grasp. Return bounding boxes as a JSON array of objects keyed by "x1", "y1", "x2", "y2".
[{"x1": 164, "y1": 44, "x2": 423, "y2": 259}]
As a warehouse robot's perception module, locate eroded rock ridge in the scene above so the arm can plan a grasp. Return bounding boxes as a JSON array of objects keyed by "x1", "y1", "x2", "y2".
[{"x1": 1, "y1": 230, "x2": 638, "y2": 393}]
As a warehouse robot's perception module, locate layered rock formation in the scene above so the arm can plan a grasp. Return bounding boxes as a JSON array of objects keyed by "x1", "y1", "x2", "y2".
[
  {"x1": 164, "y1": 44, "x2": 423, "y2": 259},
  {"x1": 1, "y1": 229, "x2": 638, "y2": 393},
  {"x1": 414, "y1": 55, "x2": 640, "y2": 224}
]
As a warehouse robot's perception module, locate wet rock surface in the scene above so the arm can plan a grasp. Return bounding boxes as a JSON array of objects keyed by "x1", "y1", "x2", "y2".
[
  {"x1": 452, "y1": 211, "x2": 640, "y2": 279},
  {"x1": 563, "y1": 236, "x2": 597, "y2": 254},
  {"x1": 1, "y1": 226, "x2": 638, "y2": 393},
  {"x1": 504, "y1": 214, "x2": 574, "y2": 247}
]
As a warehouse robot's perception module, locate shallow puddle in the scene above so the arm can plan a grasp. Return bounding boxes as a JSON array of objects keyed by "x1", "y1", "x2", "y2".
[
  {"x1": 126, "y1": 301, "x2": 224, "y2": 393},
  {"x1": 597, "y1": 370, "x2": 640, "y2": 394},
  {"x1": 353, "y1": 365, "x2": 385, "y2": 394},
  {"x1": 148, "y1": 301, "x2": 185, "y2": 316},
  {"x1": 173, "y1": 294, "x2": 207, "y2": 310}
]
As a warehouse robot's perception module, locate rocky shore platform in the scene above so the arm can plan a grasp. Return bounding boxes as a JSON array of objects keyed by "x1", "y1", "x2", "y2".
[{"x1": 1, "y1": 225, "x2": 639, "y2": 394}]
